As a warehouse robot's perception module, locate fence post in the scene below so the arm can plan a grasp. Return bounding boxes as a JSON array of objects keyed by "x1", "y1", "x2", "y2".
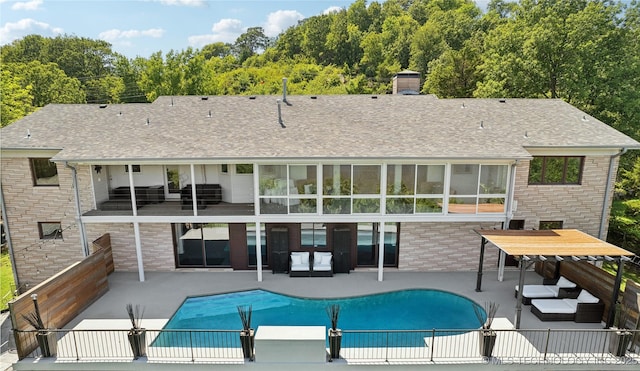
[
  {"x1": 190, "y1": 330, "x2": 194, "y2": 362},
  {"x1": 385, "y1": 331, "x2": 389, "y2": 362},
  {"x1": 72, "y1": 331, "x2": 79, "y2": 361},
  {"x1": 543, "y1": 328, "x2": 551, "y2": 361},
  {"x1": 430, "y1": 329, "x2": 435, "y2": 362}
]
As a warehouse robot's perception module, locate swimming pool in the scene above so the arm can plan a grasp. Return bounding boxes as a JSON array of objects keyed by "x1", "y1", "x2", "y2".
[{"x1": 154, "y1": 289, "x2": 483, "y2": 348}]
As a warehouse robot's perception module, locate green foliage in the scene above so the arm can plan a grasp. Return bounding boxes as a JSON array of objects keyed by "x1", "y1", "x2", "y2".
[
  {"x1": 0, "y1": 70, "x2": 34, "y2": 127},
  {"x1": 608, "y1": 200, "x2": 640, "y2": 256},
  {"x1": 1, "y1": 248, "x2": 15, "y2": 310},
  {"x1": 617, "y1": 156, "x2": 640, "y2": 199}
]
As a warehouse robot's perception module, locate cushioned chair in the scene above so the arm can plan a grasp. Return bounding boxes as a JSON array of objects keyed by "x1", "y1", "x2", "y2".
[
  {"x1": 531, "y1": 290, "x2": 604, "y2": 323},
  {"x1": 289, "y1": 252, "x2": 310, "y2": 277},
  {"x1": 515, "y1": 276, "x2": 579, "y2": 305},
  {"x1": 311, "y1": 251, "x2": 333, "y2": 277}
]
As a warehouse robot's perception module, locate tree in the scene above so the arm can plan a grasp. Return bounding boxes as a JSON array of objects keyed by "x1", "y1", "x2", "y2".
[
  {"x1": 200, "y1": 42, "x2": 232, "y2": 59},
  {"x1": 300, "y1": 15, "x2": 333, "y2": 64},
  {"x1": 380, "y1": 15, "x2": 418, "y2": 69},
  {"x1": 4, "y1": 61, "x2": 85, "y2": 107},
  {"x1": 423, "y1": 39, "x2": 481, "y2": 98},
  {"x1": 234, "y1": 27, "x2": 270, "y2": 63},
  {"x1": 325, "y1": 10, "x2": 363, "y2": 67},
  {"x1": 0, "y1": 70, "x2": 34, "y2": 127}
]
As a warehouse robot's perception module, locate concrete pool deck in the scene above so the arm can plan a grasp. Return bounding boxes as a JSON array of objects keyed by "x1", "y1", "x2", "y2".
[{"x1": 65, "y1": 268, "x2": 606, "y2": 331}]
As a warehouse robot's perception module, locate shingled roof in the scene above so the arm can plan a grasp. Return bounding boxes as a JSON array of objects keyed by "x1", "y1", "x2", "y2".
[{"x1": 1, "y1": 95, "x2": 638, "y2": 163}]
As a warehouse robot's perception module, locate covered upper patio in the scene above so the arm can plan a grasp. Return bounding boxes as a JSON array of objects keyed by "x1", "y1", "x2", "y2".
[{"x1": 474, "y1": 229, "x2": 635, "y2": 328}]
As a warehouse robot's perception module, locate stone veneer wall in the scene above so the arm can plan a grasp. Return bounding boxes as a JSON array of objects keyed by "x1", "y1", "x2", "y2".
[
  {"x1": 0, "y1": 158, "x2": 84, "y2": 286},
  {"x1": 512, "y1": 156, "x2": 615, "y2": 235},
  {"x1": 399, "y1": 222, "x2": 503, "y2": 271},
  {"x1": 85, "y1": 223, "x2": 176, "y2": 272}
]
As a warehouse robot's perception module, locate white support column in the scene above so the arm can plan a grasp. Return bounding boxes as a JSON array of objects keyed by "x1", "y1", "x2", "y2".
[
  {"x1": 254, "y1": 163, "x2": 260, "y2": 215},
  {"x1": 128, "y1": 164, "x2": 144, "y2": 282},
  {"x1": 190, "y1": 164, "x2": 198, "y2": 215},
  {"x1": 377, "y1": 221, "x2": 385, "y2": 282},
  {"x1": 127, "y1": 164, "x2": 138, "y2": 217},
  {"x1": 256, "y1": 221, "x2": 263, "y2": 282},
  {"x1": 133, "y1": 222, "x2": 145, "y2": 282}
]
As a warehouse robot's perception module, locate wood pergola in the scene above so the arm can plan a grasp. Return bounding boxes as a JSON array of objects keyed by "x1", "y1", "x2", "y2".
[{"x1": 474, "y1": 229, "x2": 634, "y2": 328}]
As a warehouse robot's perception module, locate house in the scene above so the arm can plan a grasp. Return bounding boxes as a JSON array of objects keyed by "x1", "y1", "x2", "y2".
[{"x1": 1, "y1": 74, "x2": 639, "y2": 287}]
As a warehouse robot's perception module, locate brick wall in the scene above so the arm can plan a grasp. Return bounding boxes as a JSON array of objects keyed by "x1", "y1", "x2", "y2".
[
  {"x1": 513, "y1": 156, "x2": 616, "y2": 236},
  {"x1": 399, "y1": 222, "x2": 502, "y2": 271},
  {"x1": 1, "y1": 158, "x2": 85, "y2": 286}
]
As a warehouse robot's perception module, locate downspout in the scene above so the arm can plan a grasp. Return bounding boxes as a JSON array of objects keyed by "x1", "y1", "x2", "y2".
[
  {"x1": 0, "y1": 183, "x2": 21, "y2": 291},
  {"x1": 65, "y1": 162, "x2": 90, "y2": 256},
  {"x1": 599, "y1": 149, "x2": 627, "y2": 240}
]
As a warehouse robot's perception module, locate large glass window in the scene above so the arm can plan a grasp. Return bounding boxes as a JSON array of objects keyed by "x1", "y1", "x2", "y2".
[
  {"x1": 259, "y1": 165, "x2": 288, "y2": 214},
  {"x1": 175, "y1": 223, "x2": 230, "y2": 267},
  {"x1": 356, "y1": 223, "x2": 398, "y2": 267},
  {"x1": 528, "y1": 156, "x2": 584, "y2": 185},
  {"x1": 448, "y1": 164, "x2": 507, "y2": 214},
  {"x1": 290, "y1": 165, "x2": 317, "y2": 214},
  {"x1": 323, "y1": 165, "x2": 351, "y2": 214},
  {"x1": 415, "y1": 164, "x2": 445, "y2": 214},
  {"x1": 255, "y1": 162, "x2": 508, "y2": 216},
  {"x1": 31, "y1": 158, "x2": 59, "y2": 186},
  {"x1": 386, "y1": 164, "x2": 415, "y2": 214}
]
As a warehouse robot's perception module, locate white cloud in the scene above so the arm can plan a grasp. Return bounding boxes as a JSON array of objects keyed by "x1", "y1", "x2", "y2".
[
  {"x1": 157, "y1": 0, "x2": 205, "y2": 6},
  {"x1": 188, "y1": 18, "x2": 244, "y2": 47},
  {"x1": 0, "y1": 18, "x2": 62, "y2": 45},
  {"x1": 11, "y1": 0, "x2": 43, "y2": 11},
  {"x1": 98, "y1": 28, "x2": 165, "y2": 41},
  {"x1": 263, "y1": 10, "x2": 304, "y2": 37},
  {"x1": 323, "y1": 6, "x2": 343, "y2": 15}
]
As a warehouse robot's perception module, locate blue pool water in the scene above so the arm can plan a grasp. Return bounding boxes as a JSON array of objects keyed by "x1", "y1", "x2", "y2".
[{"x1": 154, "y1": 289, "x2": 483, "y2": 347}]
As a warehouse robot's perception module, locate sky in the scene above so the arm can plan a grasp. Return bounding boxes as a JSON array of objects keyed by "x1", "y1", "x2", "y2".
[{"x1": 0, "y1": 0, "x2": 491, "y2": 58}]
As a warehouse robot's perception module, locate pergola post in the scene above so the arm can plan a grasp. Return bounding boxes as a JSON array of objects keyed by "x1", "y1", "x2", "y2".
[
  {"x1": 606, "y1": 258, "x2": 625, "y2": 328},
  {"x1": 475, "y1": 237, "x2": 486, "y2": 292},
  {"x1": 515, "y1": 257, "x2": 527, "y2": 329}
]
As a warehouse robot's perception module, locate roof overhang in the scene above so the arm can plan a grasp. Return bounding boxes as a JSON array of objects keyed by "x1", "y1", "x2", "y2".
[{"x1": 474, "y1": 229, "x2": 633, "y2": 261}]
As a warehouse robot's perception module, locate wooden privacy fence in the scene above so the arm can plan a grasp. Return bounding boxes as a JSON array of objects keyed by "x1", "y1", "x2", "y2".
[
  {"x1": 92, "y1": 233, "x2": 114, "y2": 274},
  {"x1": 9, "y1": 233, "x2": 113, "y2": 359}
]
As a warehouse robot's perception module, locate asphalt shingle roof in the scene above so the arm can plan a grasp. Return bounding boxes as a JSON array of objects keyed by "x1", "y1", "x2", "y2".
[{"x1": 1, "y1": 95, "x2": 638, "y2": 163}]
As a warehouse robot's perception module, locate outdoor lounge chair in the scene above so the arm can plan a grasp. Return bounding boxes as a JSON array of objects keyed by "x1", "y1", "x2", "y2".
[
  {"x1": 531, "y1": 289, "x2": 604, "y2": 323},
  {"x1": 311, "y1": 251, "x2": 333, "y2": 277},
  {"x1": 515, "y1": 276, "x2": 579, "y2": 304},
  {"x1": 289, "y1": 251, "x2": 310, "y2": 277}
]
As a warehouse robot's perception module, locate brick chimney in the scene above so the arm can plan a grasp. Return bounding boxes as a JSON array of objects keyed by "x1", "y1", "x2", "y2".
[{"x1": 392, "y1": 70, "x2": 421, "y2": 95}]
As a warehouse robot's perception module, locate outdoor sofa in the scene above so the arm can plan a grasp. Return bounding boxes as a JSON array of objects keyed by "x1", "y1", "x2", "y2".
[
  {"x1": 530, "y1": 290, "x2": 605, "y2": 323},
  {"x1": 514, "y1": 276, "x2": 580, "y2": 304}
]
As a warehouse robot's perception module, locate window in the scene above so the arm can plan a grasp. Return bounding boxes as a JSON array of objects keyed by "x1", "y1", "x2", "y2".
[
  {"x1": 39, "y1": 222, "x2": 62, "y2": 239},
  {"x1": 528, "y1": 156, "x2": 583, "y2": 185},
  {"x1": 124, "y1": 165, "x2": 141, "y2": 172},
  {"x1": 174, "y1": 223, "x2": 230, "y2": 267},
  {"x1": 31, "y1": 158, "x2": 59, "y2": 186},
  {"x1": 236, "y1": 164, "x2": 253, "y2": 174},
  {"x1": 539, "y1": 221, "x2": 563, "y2": 230},
  {"x1": 300, "y1": 223, "x2": 327, "y2": 248},
  {"x1": 221, "y1": 164, "x2": 228, "y2": 173}
]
